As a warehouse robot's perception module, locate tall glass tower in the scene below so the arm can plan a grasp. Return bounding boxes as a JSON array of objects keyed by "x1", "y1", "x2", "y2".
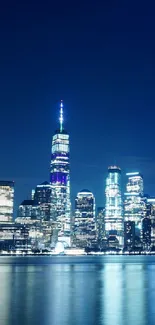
[
  {"x1": 73, "y1": 190, "x2": 96, "y2": 247},
  {"x1": 0, "y1": 181, "x2": 14, "y2": 222},
  {"x1": 124, "y1": 172, "x2": 145, "y2": 234},
  {"x1": 105, "y1": 166, "x2": 123, "y2": 241},
  {"x1": 50, "y1": 101, "x2": 71, "y2": 236}
]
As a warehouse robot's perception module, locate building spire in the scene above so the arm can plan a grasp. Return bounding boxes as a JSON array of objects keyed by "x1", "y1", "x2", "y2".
[{"x1": 59, "y1": 100, "x2": 64, "y2": 133}]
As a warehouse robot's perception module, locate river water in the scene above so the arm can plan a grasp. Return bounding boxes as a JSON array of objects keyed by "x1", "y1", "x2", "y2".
[{"x1": 0, "y1": 255, "x2": 155, "y2": 325}]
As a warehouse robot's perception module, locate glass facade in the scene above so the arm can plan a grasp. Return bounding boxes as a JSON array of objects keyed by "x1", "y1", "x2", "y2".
[
  {"x1": 105, "y1": 166, "x2": 123, "y2": 240},
  {"x1": 146, "y1": 198, "x2": 155, "y2": 244},
  {"x1": 73, "y1": 190, "x2": 96, "y2": 247},
  {"x1": 124, "y1": 172, "x2": 145, "y2": 232},
  {"x1": 50, "y1": 101, "x2": 71, "y2": 236},
  {"x1": 142, "y1": 217, "x2": 151, "y2": 249},
  {"x1": 96, "y1": 207, "x2": 105, "y2": 243},
  {"x1": 18, "y1": 199, "x2": 40, "y2": 220},
  {"x1": 124, "y1": 221, "x2": 135, "y2": 250},
  {"x1": 0, "y1": 181, "x2": 14, "y2": 222},
  {"x1": 34, "y1": 182, "x2": 52, "y2": 221}
]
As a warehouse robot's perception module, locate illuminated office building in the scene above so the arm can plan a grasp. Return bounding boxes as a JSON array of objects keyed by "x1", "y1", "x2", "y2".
[
  {"x1": 0, "y1": 223, "x2": 29, "y2": 250},
  {"x1": 18, "y1": 199, "x2": 40, "y2": 220},
  {"x1": 34, "y1": 181, "x2": 52, "y2": 221},
  {"x1": 142, "y1": 217, "x2": 151, "y2": 249},
  {"x1": 124, "y1": 221, "x2": 135, "y2": 250},
  {"x1": 146, "y1": 197, "x2": 155, "y2": 244},
  {"x1": 96, "y1": 207, "x2": 105, "y2": 243},
  {"x1": 73, "y1": 190, "x2": 96, "y2": 247},
  {"x1": 124, "y1": 172, "x2": 145, "y2": 233},
  {"x1": 0, "y1": 181, "x2": 14, "y2": 222},
  {"x1": 50, "y1": 101, "x2": 71, "y2": 236},
  {"x1": 105, "y1": 166, "x2": 123, "y2": 242}
]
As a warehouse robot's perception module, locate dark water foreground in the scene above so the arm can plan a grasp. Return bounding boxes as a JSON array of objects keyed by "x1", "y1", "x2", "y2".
[{"x1": 0, "y1": 256, "x2": 155, "y2": 325}]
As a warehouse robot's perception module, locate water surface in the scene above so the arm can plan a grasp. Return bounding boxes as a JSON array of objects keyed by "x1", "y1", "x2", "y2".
[{"x1": 0, "y1": 256, "x2": 155, "y2": 325}]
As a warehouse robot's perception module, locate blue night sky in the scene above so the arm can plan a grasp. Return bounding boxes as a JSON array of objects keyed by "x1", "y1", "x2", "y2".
[{"x1": 0, "y1": 0, "x2": 155, "y2": 214}]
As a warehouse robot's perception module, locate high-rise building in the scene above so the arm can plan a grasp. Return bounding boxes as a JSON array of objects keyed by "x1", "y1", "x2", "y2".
[
  {"x1": 34, "y1": 181, "x2": 52, "y2": 221},
  {"x1": 0, "y1": 223, "x2": 29, "y2": 250},
  {"x1": 50, "y1": 101, "x2": 71, "y2": 236},
  {"x1": 18, "y1": 199, "x2": 40, "y2": 220},
  {"x1": 142, "y1": 217, "x2": 151, "y2": 249},
  {"x1": 145, "y1": 197, "x2": 155, "y2": 244},
  {"x1": 0, "y1": 181, "x2": 14, "y2": 222},
  {"x1": 105, "y1": 166, "x2": 123, "y2": 243},
  {"x1": 124, "y1": 172, "x2": 145, "y2": 234},
  {"x1": 96, "y1": 207, "x2": 105, "y2": 243},
  {"x1": 73, "y1": 189, "x2": 96, "y2": 247},
  {"x1": 124, "y1": 221, "x2": 135, "y2": 250}
]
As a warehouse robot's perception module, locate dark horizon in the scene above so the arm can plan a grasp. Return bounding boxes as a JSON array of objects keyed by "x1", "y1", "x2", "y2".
[{"x1": 1, "y1": 0, "x2": 155, "y2": 214}]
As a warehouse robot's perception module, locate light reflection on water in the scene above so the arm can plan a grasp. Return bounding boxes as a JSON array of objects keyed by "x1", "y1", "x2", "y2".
[{"x1": 0, "y1": 256, "x2": 155, "y2": 325}]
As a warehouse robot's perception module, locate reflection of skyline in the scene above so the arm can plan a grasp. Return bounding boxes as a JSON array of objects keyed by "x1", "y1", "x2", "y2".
[
  {"x1": 0, "y1": 264, "x2": 11, "y2": 324},
  {"x1": 0, "y1": 257, "x2": 155, "y2": 325},
  {"x1": 147, "y1": 264, "x2": 155, "y2": 325},
  {"x1": 124, "y1": 264, "x2": 147, "y2": 325},
  {"x1": 101, "y1": 264, "x2": 124, "y2": 325}
]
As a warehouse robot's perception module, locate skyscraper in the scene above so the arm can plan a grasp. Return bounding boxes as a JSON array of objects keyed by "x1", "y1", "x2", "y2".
[
  {"x1": 50, "y1": 101, "x2": 71, "y2": 236},
  {"x1": 96, "y1": 207, "x2": 105, "y2": 243},
  {"x1": 34, "y1": 181, "x2": 52, "y2": 221},
  {"x1": 0, "y1": 181, "x2": 14, "y2": 222},
  {"x1": 73, "y1": 189, "x2": 96, "y2": 247},
  {"x1": 105, "y1": 166, "x2": 123, "y2": 243},
  {"x1": 124, "y1": 172, "x2": 145, "y2": 234},
  {"x1": 18, "y1": 199, "x2": 40, "y2": 220},
  {"x1": 146, "y1": 197, "x2": 155, "y2": 244}
]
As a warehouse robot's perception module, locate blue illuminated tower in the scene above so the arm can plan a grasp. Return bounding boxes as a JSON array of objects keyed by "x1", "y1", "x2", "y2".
[{"x1": 50, "y1": 101, "x2": 71, "y2": 236}]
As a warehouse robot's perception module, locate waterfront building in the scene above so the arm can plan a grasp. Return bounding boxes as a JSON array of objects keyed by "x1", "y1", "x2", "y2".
[
  {"x1": 34, "y1": 181, "x2": 52, "y2": 221},
  {"x1": 146, "y1": 197, "x2": 155, "y2": 244},
  {"x1": 105, "y1": 166, "x2": 123, "y2": 244},
  {"x1": 107, "y1": 235, "x2": 119, "y2": 249},
  {"x1": 73, "y1": 189, "x2": 96, "y2": 247},
  {"x1": 18, "y1": 199, "x2": 40, "y2": 220},
  {"x1": 0, "y1": 181, "x2": 14, "y2": 222},
  {"x1": 96, "y1": 207, "x2": 105, "y2": 243},
  {"x1": 124, "y1": 221, "x2": 135, "y2": 250},
  {"x1": 142, "y1": 217, "x2": 151, "y2": 249},
  {"x1": 124, "y1": 172, "x2": 145, "y2": 234},
  {"x1": 0, "y1": 222, "x2": 29, "y2": 250},
  {"x1": 50, "y1": 101, "x2": 71, "y2": 236}
]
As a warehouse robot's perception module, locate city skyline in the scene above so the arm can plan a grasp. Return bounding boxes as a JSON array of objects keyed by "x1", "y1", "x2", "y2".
[
  {"x1": 1, "y1": 1, "x2": 155, "y2": 212},
  {"x1": 2, "y1": 99, "x2": 155, "y2": 216},
  {"x1": 50, "y1": 100, "x2": 71, "y2": 234},
  {"x1": 0, "y1": 2, "x2": 155, "y2": 325}
]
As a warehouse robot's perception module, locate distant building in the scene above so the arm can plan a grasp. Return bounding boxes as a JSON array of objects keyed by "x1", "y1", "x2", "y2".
[
  {"x1": 31, "y1": 189, "x2": 35, "y2": 200},
  {"x1": 142, "y1": 217, "x2": 151, "y2": 249},
  {"x1": 34, "y1": 181, "x2": 52, "y2": 221},
  {"x1": 124, "y1": 221, "x2": 135, "y2": 250},
  {"x1": 50, "y1": 101, "x2": 71, "y2": 235},
  {"x1": 0, "y1": 181, "x2": 14, "y2": 222},
  {"x1": 146, "y1": 197, "x2": 155, "y2": 244},
  {"x1": 73, "y1": 189, "x2": 96, "y2": 247},
  {"x1": 107, "y1": 235, "x2": 119, "y2": 249},
  {"x1": 18, "y1": 199, "x2": 40, "y2": 220},
  {"x1": 105, "y1": 166, "x2": 123, "y2": 244},
  {"x1": 124, "y1": 172, "x2": 145, "y2": 234},
  {"x1": 96, "y1": 207, "x2": 105, "y2": 243},
  {"x1": 0, "y1": 222, "x2": 29, "y2": 250}
]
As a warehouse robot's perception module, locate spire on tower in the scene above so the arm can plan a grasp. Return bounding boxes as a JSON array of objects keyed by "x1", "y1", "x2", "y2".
[{"x1": 59, "y1": 100, "x2": 64, "y2": 133}]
